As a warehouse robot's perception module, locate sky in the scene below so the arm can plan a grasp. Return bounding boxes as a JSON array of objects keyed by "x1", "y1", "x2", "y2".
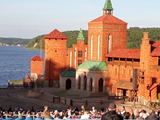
[{"x1": 0, "y1": 0, "x2": 160, "y2": 39}]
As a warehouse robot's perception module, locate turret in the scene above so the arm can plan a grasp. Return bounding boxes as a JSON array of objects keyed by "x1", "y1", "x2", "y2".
[
  {"x1": 44, "y1": 29, "x2": 68, "y2": 87},
  {"x1": 77, "y1": 28, "x2": 85, "y2": 45},
  {"x1": 103, "y1": 0, "x2": 114, "y2": 15}
]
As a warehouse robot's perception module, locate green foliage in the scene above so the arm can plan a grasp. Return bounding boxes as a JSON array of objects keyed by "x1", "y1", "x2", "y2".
[
  {"x1": 26, "y1": 35, "x2": 45, "y2": 49},
  {"x1": 63, "y1": 30, "x2": 88, "y2": 48},
  {"x1": 0, "y1": 37, "x2": 30, "y2": 46},
  {"x1": 26, "y1": 27, "x2": 160, "y2": 49},
  {"x1": 10, "y1": 80, "x2": 23, "y2": 83},
  {"x1": 127, "y1": 27, "x2": 160, "y2": 49}
]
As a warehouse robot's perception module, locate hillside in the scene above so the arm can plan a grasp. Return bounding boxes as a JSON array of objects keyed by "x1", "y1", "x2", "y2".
[
  {"x1": 0, "y1": 37, "x2": 30, "y2": 46},
  {"x1": 26, "y1": 27, "x2": 160, "y2": 49},
  {"x1": 127, "y1": 27, "x2": 160, "y2": 48},
  {"x1": 26, "y1": 30, "x2": 88, "y2": 49}
]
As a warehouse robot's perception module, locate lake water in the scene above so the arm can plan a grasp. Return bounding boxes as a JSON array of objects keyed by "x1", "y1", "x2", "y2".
[{"x1": 0, "y1": 46, "x2": 43, "y2": 87}]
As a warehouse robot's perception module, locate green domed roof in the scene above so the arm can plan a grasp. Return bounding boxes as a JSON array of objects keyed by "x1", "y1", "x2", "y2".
[
  {"x1": 77, "y1": 28, "x2": 85, "y2": 40},
  {"x1": 103, "y1": 0, "x2": 114, "y2": 10}
]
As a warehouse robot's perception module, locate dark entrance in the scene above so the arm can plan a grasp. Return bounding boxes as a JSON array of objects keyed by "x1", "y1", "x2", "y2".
[
  {"x1": 89, "y1": 78, "x2": 93, "y2": 92},
  {"x1": 66, "y1": 79, "x2": 71, "y2": 90},
  {"x1": 78, "y1": 76, "x2": 81, "y2": 89},
  {"x1": 99, "y1": 78, "x2": 103, "y2": 92},
  {"x1": 123, "y1": 89, "x2": 127, "y2": 96},
  {"x1": 84, "y1": 75, "x2": 87, "y2": 90}
]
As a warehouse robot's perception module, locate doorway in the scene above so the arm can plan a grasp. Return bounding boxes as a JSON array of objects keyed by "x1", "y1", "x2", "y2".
[
  {"x1": 99, "y1": 78, "x2": 103, "y2": 92},
  {"x1": 66, "y1": 79, "x2": 71, "y2": 90}
]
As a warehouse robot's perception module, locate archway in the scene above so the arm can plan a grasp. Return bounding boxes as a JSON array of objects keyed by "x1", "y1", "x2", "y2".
[
  {"x1": 66, "y1": 79, "x2": 71, "y2": 90},
  {"x1": 99, "y1": 78, "x2": 103, "y2": 92},
  {"x1": 83, "y1": 75, "x2": 87, "y2": 90},
  {"x1": 78, "y1": 76, "x2": 81, "y2": 89},
  {"x1": 89, "y1": 78, "x2": 93, "y2": 92}
]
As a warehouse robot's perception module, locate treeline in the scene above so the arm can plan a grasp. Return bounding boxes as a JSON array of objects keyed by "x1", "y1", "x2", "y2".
[
  {"x1": 26, "y1": 30, "x2": 88, "y2": 49},
  {"x1": 26, "y1": 35, "x2": 45, "y2": 49},
  {"x1": 26, "y1": 27, "x2": 160, "y2": 49},
  {"x1": 0, "y1": 37, "x2": 30, "y2": 46},
  {"x1": 127, "y1": 27, "x2": 160, "y2": 48}
]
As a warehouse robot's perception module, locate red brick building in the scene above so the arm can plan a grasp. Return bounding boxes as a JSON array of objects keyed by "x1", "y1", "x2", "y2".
[{"x1": 30, "y1": 0, "x2": 160, "y2": 103}]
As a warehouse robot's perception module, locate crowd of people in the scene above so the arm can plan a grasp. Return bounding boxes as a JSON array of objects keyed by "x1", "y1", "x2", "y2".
[{"x1": 0, "y1": 103, "x2": 160, "y2": 120}]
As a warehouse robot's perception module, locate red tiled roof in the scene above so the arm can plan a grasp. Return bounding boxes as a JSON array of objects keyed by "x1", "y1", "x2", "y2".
[
  {"x1": 151, "y1": 41, "x2": 160, "y2": 56},
  {"x1": 89, "y1": 15, "x2": 127, "y2": 24},
  {"x1": 151, "y1": 47, "x2": 160, "y2": 56},
  {"x1": 151, "y1": 41, "x2": 160, "y2": 47},
  {"x1": 44, "y1": 29, "x2": 68, "y2": 39},
  {"x1": 31, "y1": 55, "x2": 43, "y2": 61},
  {"x1": 106, "y1": 49, "x2": 140, "y2": 59}
]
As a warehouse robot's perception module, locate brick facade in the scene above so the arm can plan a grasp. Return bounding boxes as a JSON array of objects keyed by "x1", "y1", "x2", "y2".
[
  {"x1": 30, "y1": 55, "x2": 43, "y2": 75},
  {"x1": 30, "y1": 0, "x2": 160, "y2": 103},
  {"x1": 44, "y1": 29, "x2": 68, "y2": 87},
  {"x1": 67, "y1": 39, "x2": 88, "y2": 69}
]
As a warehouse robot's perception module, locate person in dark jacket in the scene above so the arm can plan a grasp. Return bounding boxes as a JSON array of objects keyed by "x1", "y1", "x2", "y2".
[
  {"x1": 101, "y1": 103, "x2": 123, "y2": 120},
  {"x1": 147, "y1": 110, "x2": 158, "y2": 120}
]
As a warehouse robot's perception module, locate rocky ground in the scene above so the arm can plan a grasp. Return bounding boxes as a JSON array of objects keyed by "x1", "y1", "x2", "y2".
[{"x1": 0, "y1": 87, "x2": 153, "y2": 112}]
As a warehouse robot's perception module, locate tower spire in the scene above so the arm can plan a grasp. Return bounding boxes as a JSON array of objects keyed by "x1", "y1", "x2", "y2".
[
  {"x1": 77, "y1": 28, "x2": 85, "y2": 40},
  {"x1": 103, "y1": 0, "x2": 114, "y2": 15}
]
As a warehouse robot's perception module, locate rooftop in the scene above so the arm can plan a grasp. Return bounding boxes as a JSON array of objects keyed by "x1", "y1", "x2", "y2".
[
  {"x1": 44, "y1": 29, "x2": 68, "y2": 39},
  {"x1": 151, "y1": 41, "x2": 160, "y2": 56},
  {"x1": 77, "y1": 29, "x2": 85, "y2": 40},
  {"x1": 31, "y1": 55, "x2": 43, "y2": 61},
  {"x1": 89, "y1": 15, "x2": 127, "y2": 24},
  {"x1": 60, "y1": 69, "x2": 76, "y2": 77},
  {"x1": 106, "y1": 49, "x2": 140, "y2": 59},
  {"x1": 103, "y1": 0, "x2": 114, "y2": 10},
  {"x1": 77, "y1": 60, "x2": 108, "y2": 70}
]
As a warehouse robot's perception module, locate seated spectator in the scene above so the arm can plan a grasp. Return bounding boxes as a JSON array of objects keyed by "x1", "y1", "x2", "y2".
[
  {"x1": 101, "y1": 102, "x2": 123, "y2": 120},
  {"x1": 139, "y1": 110, "x2": 149, "y2": 119},
  {"x1": 44, "y1": 111, "x2": 53, "y2": 120},
  {"x1": 90, "y1": 106, "x2": 97, "y2": 116},
  {"x1": 71, "y1": 113, "x2": 78, "y2": 119},
  {"x1": 80, "y1": 111, "x2": 90, "y2": 119},
  {"x1": 80, "y1": 105, "x2": 85, "y2": 115},
  {"x1": 121, "y1": 106, "x2": 126, "y2": 116},
  {"x1": 54, "y1": 114, "x2": 61, "y2": 120},
  {"x1": 25, "y1": 111, "x2": 33, "y2": 120},
  {"x1": 129, "y1": 109, "x2": 135, "y2": 119},
  {"x1": 124, "y1": 112, "x2": 130, "y2": 119},
  {"x1": 0, "y1": 112, "x2": 4, "y2": 120},
  {"x1": 147, "y1": 110, "x2": 158, "y2": 120},
  {"x1": 35, "y1": 112, "x2": 43, "y2": 120},
  {"x1": 15, "y1": 114, "x2": 23, "y2": 120},
  {"x1": 4, "y1": 112, "x2": 14, "y2": 120}
]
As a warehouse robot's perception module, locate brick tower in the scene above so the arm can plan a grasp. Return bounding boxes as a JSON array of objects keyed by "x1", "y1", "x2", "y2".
[
  {"x1": 30, "y1": 55, "x2": 43, "y2": 77},
  {"x1": 87, "y1": 0, "x2": 127, "y2": 61},
  {"x1": 44, "y1": 29, "x2": 68, "y2": 87}
]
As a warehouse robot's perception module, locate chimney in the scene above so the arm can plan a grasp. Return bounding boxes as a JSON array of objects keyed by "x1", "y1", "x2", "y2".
[{"x1": 142, "y1": 32, "x2": 150, "y2": 44}]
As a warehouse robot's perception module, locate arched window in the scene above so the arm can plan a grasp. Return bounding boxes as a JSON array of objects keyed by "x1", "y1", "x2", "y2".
[
  {"x1": 74, "y1": 48, "x2": 77, "y2": 67},
  {"x1": 89, "y1": 78, "x2": 93, "y2": 92},
  {"x1": 83, "y1": 75, "x2": 87, "y2": 90},
  {"x1": 90, "y1": 35, "x2": 93, "y2": 60},
  {"x1": 98, "y1": 35, "x2": 101, "y2": 60},
  {"x1": 108, "y1": 34, "x2": 112, "y2": 53},
  {"x1": 69, "y1": 51, "x2": 72, "y2": 68},
  {"x1": 66, "y1": 79, "x2": 71, "y2": 90},
  {"x1": 78, "y1": 76, "x2": 81, "y2": 89},
  {"x1": 99, "y1": 78, "x2": 103, "y2": 92}
]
